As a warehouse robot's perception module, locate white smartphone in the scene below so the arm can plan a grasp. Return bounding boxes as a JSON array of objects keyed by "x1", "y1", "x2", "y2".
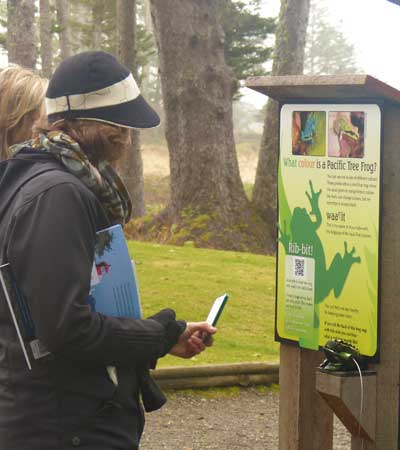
[
  {"x1": 206, "y1": 293, "x2": 229, "y2": 326},
  {"x1": 202, "y1": 294, "x2": 228, "y2": 343}
]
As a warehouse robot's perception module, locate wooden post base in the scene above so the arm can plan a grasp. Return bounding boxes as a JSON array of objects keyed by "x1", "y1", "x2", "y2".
[
  {"x1": 279, "y1": 345, "x2": 333, "y2": 450},
  {"x1": 316, "y1": 369, "x2": 376, "y2": 442}
]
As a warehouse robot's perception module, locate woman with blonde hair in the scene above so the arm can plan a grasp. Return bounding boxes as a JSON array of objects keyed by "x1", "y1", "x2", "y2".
[{"x1": 0, "y1": 65, "x2": 46, "y2": 159}]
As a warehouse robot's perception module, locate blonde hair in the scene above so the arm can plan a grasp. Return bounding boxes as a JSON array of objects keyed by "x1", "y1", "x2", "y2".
[{"x1": 0, "y1": 65, "x2": 47, "y2": 160}]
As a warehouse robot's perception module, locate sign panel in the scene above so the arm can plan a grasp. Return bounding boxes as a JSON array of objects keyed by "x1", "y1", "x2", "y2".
[{"x1": 276, "y1": 104, "x2": 381, "y2": 357}]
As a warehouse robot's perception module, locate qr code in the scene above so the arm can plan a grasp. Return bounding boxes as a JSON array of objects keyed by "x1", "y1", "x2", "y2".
[{"x1": 294, "y1": 257, "x2": 305, "y2": 278}]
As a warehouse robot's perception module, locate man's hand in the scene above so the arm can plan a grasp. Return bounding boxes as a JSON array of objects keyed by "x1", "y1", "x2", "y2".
[{"x1": 169, "y1": 322, "x2": 217, "y2": 359}]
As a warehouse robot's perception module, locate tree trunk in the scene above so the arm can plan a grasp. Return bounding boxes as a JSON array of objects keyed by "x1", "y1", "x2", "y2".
[
  {"x1": 39, "y1": 0, "x2": 53, "y2": 78},
  {"x1": 306, "y1": 0, "x2": 317, "y2": 75},
  {"x1": 149, "y1": 0, "x2": 265, "y2": 252},
  {"x1": 252, "y1": 0, "x2": 310, "y2": 251},
  {"x1": 92, "y1": 1, "x2": 102, "y2": 50},
  {"x1": 55, "y1": 0, "x2": 72, "y2": 59},
  {"x1": 117, "y1": 0, "x2": 145, "y2": 218},
  {"x1": 139, "y1": 0, "x2": 153, "y2": 94},
  {"x1": 7, "y1": 0, "x2": 36, "y2": 68}
]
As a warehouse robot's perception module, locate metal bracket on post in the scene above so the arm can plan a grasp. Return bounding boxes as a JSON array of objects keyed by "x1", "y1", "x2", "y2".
[{"x1": 316, "y1": 369, "x2": 377, "y2": 442}]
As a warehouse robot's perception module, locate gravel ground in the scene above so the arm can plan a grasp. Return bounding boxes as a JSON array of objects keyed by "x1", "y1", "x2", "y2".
[{"x1": 140, "y1": 387, "x2": 351, "y2": 450}]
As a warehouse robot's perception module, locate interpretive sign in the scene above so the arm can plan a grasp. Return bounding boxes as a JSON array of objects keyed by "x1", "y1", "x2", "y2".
[{"x1": 276, "y1": 104, "x2": 381, "y2": 357}]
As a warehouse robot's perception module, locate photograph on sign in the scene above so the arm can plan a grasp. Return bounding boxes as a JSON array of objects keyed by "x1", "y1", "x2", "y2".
[
  {"x1": 292, "y1": 111, "x2": 326, "y2": 156},
  {"x1": 276, "y1": 104, "x2": 381, "y2": 357},
  {"x1": 328, "y1": 111, "x2": 365, "y2": 158}
]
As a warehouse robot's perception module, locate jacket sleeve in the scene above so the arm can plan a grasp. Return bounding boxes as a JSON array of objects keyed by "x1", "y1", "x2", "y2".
[{"x1": 7, "y1": 182, "x2": 185, "y2": 367}]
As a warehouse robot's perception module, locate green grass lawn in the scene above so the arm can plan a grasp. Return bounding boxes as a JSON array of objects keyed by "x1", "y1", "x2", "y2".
[{"x1": 128, "y1": 241, "x2": 279, "y2": 367}]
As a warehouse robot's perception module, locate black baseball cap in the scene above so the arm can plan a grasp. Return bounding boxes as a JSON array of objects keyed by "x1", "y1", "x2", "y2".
[{"x1": 45, "y1": 51, "x2": 160, "y2": 129}]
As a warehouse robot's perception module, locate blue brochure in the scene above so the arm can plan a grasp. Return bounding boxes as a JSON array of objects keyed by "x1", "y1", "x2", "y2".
[
  {"x1": 89, "y1": 224, "x2": 141, "y2": 319},
  {"x1": 0, "y1": 224, "x2": 141, "y2": 369}
]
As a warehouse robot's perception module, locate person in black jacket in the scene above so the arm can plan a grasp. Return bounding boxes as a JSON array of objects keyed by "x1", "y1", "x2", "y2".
[{"x1": 0, "y1": 51, "x2": 216, "y2": 450}]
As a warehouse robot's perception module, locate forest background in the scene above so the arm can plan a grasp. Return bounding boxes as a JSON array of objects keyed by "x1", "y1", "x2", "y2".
[{"x1": 0, "y1": 0, "x2": 363, "y2": 256}]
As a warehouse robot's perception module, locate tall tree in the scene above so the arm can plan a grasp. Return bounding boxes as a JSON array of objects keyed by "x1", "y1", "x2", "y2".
[
  {"x1": 117, "y1": 0, "x2": 145, "y2": 218},
  {"x1": 7, "y1": 0, "x2": 36, "y2": 68},
  {"x1": 92, "y1": 2, "x2": 101, "y2": 49},
  {"x1": 305, "y1": 0, "x2": 358, "y2": 75},
  {"x1": 55, "y1": 0, "x2": 72, "y2": 59},
  {"x1": 222, "y1": 0, "x2": 275, "y2": 87},
  {"x1": 252, "y1": 0, "x2": 310, "y2": 252},
  {"x1": 66, "y1": 0, "x2": 118, "y2": 56},
  {"x1": 136, "y1": 1, "x2": 157, "y2": 86},
  {"x1": 39, "y1": 0, "x2": 53, "y2": 78},
  {"x1": 135, "y1": 0, "x2": 162, "y2": 119},
  {"x1": 63, "y1": 1, "x2": 157, "y2": 101},
  {"x1": 149, "y1": 0, "x2": 266, "y2": 252}
]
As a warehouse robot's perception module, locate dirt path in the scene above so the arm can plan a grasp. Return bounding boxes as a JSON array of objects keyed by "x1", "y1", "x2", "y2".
[{"x1": 140, "y1": 387, "x2": 351, "y2": 450}]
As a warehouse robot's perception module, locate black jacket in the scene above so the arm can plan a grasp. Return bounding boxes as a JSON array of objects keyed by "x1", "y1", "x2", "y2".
[{"x1": 0, "y1": 149, "x2": 185, "y2": 450}]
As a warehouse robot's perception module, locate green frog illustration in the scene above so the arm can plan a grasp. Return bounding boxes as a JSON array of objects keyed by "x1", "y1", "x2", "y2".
[
  {"x1": 279, "y1": 181, "x2": 361, "y2": 327},
  {"x1": 333, "y1": 116, "x2": 359, "y2": 143}
]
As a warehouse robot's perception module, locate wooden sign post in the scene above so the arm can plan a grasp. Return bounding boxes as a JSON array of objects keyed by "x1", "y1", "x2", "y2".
[{"x1": 246, "y1": 75, "x2": 400, "y2": 450}]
